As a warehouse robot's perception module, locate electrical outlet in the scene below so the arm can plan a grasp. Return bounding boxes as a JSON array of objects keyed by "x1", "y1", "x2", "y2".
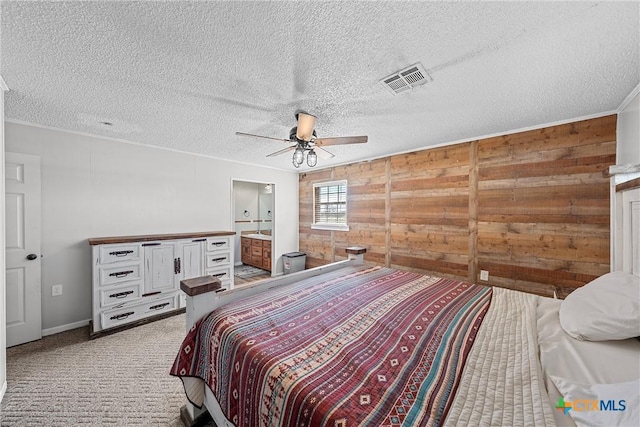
[
  {"x1": 52, "y1": 284, "x2": 63, "y2": 296},
  {"x1": 480, "y1": 270, "x2": 489, "y2": 281}
]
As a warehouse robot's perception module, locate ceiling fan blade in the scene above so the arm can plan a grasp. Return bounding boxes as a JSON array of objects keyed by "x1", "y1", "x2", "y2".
[
  {"x1": 296, "y1": 112, "x2": 316, "y2": 141},
  {"x1": 313, "y1": 146, "x2": 335, "y2": 159},
  {"x1": 235, "y1": 132, "x2": 290, "y2": 143},
  {"x1": 266, "y1": 146, "x2": 296, "y2": 157},
  {"x1": 314, "y1": 135, "x2": 368, "y2": 146}
]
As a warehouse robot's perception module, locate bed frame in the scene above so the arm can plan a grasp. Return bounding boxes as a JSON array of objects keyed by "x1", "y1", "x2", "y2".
[
  {"x1": 178, "y1": 172, "x2": 640, "y2": 426},
  {"x1": 178, "y1": 246, "x2": 367, "y2": 426},
  {"x1": 612, "y1": 174, "x2": 640, "y2": 275}
]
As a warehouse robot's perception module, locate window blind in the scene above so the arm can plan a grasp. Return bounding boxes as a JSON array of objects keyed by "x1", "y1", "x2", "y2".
[{"x1": 314, "y1": 182, "x2": 347, "y2": 225}]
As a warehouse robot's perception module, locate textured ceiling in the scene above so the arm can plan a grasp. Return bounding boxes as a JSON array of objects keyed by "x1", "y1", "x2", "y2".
[{"x1": 1, "y1": 1, "x2": 639, "y2": 171}]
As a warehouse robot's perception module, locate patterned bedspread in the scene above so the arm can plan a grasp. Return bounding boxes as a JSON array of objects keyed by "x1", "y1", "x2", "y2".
[{"x1": 171, "y1": 265, "x2": 492, "y2": 426}]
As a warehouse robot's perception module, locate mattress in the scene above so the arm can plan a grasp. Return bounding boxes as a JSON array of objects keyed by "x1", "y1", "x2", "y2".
[
  {"x1": 171, "y1": 265, "x2": 559, "y2": 426},
  {"x1": 172, "y1": 265, "x2": 493, "y2": 425}
]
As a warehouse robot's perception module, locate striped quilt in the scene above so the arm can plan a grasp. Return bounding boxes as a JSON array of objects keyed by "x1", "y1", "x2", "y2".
[{"x1": 171, "y1": 265, "x2": 492, "y2": 426}]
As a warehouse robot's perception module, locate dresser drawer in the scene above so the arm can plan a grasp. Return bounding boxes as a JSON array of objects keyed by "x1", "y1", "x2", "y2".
[
  {"x1": 98, "y1": 243, "x2": 141, "y2": 264},
  {"x1": 101, "y1": 295, "x2": 176, "y2": 329},
  {"x1": 141, "y1": 296, "x2": 177, "y2": 316},
  {"x1": 251, "y1": 246, "x2": 263, "y2": 256},
  {"x1": 206, "y1": 266, "x2": 232, "y2": 286},
  {"x1": 262, "y1": 240, "x2": 271, "y2": 248},
  {"x1": 98, "y1": 262, "x2": 142, "y2": 286},
  {"x1": 101, "y1": 305, "x2": 139, "y2": 329},
  {"x1": 206, "y1": 251, "x2": 231, "y2": 268},
  {"x1": 99, "y1": 282, "x2": 142, "y2": 308},
  {"x1": 207, "y1": 236, "x2": 231, "y2": 251}
]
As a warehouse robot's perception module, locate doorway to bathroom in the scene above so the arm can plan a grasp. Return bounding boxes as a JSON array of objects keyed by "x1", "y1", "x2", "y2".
[{"x1": 232, "y1": 180, "x2": 274, "y2": 285}]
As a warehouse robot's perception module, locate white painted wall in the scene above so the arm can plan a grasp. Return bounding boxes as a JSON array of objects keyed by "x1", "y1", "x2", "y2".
[
  {"x1": 617, "y1": 86, "x2": 640, "y2": 165},
  {"x1": 1, "y1": 77, "x2": 8, "y2": 402},
  {"x1": 4, "y1": 121, "x2": 299, "y2": 333},
  {"x1": 234, "y1": 181, "x2": 260, "y2": 225},
  {"x1": 610, "y1": 86, "x2": 640, "y2": 268}
]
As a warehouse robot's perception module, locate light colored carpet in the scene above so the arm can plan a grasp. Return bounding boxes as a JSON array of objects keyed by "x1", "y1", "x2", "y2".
[{"x1": 1, "y1": 313, "x2": 214, "y2": 426}]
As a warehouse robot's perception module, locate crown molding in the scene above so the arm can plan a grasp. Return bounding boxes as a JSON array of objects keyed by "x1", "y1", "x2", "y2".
[{"x1": 4, "y1": 118, "x2": 298, "y2": 174}]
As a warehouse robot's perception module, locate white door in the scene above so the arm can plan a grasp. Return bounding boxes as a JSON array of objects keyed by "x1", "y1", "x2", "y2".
[
  {"x1": 5, "y1": 152, "x2": 42, "y2": 347},
  {"x1": 143, "y1": 243, "x2": 176, "y2": 294}
]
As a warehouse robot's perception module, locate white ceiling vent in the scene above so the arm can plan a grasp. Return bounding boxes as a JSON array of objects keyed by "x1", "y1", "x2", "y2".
[{"x1": 380, "y1": 63, "x2": 432, "y2": 95}]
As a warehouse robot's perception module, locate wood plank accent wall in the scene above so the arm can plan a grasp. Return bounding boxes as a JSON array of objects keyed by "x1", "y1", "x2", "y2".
[
  {"x1": 476, "y1": 116, "x2": 616, "y2": 298},
  {"x1": 299, "y1": 115, "x2": 617, "y2": 298},
  {"x1": 389, "y1": 143, "x2": 472, "y2": 280}
]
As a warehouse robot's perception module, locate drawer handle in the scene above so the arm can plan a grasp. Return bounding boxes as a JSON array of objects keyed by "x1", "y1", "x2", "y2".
[
  {"x1": 212, "y1": 272, "x2": 227, "y2": 278},
  {"x1": 149, "y1": 302, "x2": 170, "y2": 310},
  {"x1": 109, "y1": 270, "x2": 134, "y2": 278},
  {"x1": 110, "y1": 311, "x2": 134, "y2": 321},
  {"x1": 210, "y1": 257, "x2": 226, "y2": 263},
  {"x1": 192, "y1": 238, "x2": 206, "y2": 242},
  {"x1": 109, "y1": 290, "x2": 134, "y2": 299},
  {"x1": 109, "y1": 250, "x2": 134, "y2": 257},
  {"x1": 211, "y1": 242, "x2": 225, "y2": 247}
]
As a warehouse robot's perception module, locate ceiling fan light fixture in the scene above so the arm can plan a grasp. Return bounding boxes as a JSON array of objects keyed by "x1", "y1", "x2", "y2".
[
  {"x1": 236, "y1": 110, "x2": 368, "y2": 169},
  {"x1": 307, "y1": 149, "x2": 317, "y2": 167},
  {"x1": 293, "y1": 146, "x2": 305, "y2": 167},
  {"x1": 296, "y1": 112, "x2": 317, "y2": 141}
]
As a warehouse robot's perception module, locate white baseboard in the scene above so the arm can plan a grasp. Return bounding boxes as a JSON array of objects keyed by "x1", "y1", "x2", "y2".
[
  {"x1": 0, "y1": 380, "x2": 6, "y2": 403},
  {"x1": 42, "y1": 319, "x2": 90, "y2": 336}
]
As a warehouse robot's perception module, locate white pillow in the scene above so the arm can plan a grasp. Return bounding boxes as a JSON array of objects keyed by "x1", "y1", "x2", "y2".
[
  {"x1": 550, "y1": 376, "x2": 639, "y2": 427},
  {"x1": 559, "y1": 271, "x2": 640, "y2": 341}
]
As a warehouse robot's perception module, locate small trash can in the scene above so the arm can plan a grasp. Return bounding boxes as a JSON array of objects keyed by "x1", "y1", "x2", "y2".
[{"x1": 283, "y1": 252, "x2": 306, "y2": 274}]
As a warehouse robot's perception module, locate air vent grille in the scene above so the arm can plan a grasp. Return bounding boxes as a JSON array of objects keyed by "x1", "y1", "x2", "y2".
[
  {"x1": 384, "y1": 75, "x2": 409, "y2": 93},
  {"x1": 380, "y1": 63, "x2": 431, "y2": 95}
]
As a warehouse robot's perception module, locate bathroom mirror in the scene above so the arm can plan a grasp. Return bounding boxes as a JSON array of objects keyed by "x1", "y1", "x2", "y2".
[
  {"x1": 232, "y1": 180, "x2": 274, "y2": 234},
  {"x1": 259, "y1": 184, "x2": 273, "y2": 232}
]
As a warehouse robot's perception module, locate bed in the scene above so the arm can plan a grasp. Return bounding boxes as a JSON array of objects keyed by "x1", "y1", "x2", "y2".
[{"x1": 171, "y1": 178, "x2": 640, "y2": 427}]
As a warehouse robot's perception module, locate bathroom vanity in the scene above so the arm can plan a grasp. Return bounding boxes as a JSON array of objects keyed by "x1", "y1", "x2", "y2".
[{"x1": 240, "y1": 233, "x2": 272, "y2": 272}]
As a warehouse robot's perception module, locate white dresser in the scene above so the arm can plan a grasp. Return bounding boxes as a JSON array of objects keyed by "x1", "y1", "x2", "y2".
[{"x1": 89, "y1": 231, "x2": 235, "y2": 336}]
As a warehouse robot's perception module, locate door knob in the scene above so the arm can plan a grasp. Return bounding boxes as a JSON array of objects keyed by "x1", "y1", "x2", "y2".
[{"x1": 26, "y1": 253, "x2": 38, "y2": 260}]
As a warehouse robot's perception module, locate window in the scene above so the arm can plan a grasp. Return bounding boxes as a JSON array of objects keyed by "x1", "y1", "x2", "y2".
[{"x1": 312, "y1": 180, "x2": 349, "y2": 231}]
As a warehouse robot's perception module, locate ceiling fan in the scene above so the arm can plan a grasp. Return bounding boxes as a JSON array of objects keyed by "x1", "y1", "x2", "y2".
[{"x1": 235, "y1": 111, "x2": 368, "y2": 168}]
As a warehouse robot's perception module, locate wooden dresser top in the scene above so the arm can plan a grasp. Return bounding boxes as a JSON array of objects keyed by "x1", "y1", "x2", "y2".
[{"x1": 88, "y1": 231, "x2": 235, "y2": 246}]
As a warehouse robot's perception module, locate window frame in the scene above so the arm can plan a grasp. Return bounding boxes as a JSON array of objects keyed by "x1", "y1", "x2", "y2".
[{"x1": 311, "y1": 180, "x2": 349, "y2": 231}]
